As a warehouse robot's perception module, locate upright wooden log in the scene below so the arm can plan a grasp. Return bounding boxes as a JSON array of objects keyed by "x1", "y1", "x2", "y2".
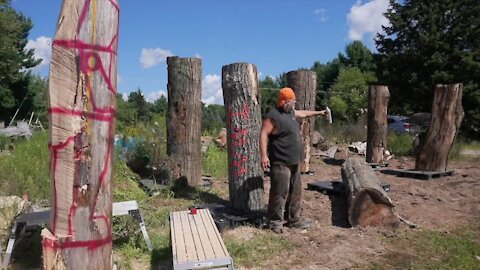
[
  {"x1": 222, "y1": 63, "x2": 264, "y2": 211},
  {"x1": 366, "y1": 85, "x2": 390, "y2": 163},
  {"x1": 287, "y1": 70, "x2": 317, "y2": 173},
  {"x1": 44, "y1": 0, "x2": 119, "y2": 269},
  {"x1": 167, "y1": 57, "x2": 203, "y2": 186},
  {"x1": 341, "y1": 156, "x2": 398, "y2": 227},
  {"x1": 415, "y1": 84, "x2": 464, "y2": 171}
]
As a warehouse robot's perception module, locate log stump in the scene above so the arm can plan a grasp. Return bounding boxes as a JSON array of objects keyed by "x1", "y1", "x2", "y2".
[
  {"x1": 366, "y1": 85, "x2": 390, "y2": 164},
  {"x1": 44, "y1": 0, "x2": 119, "y2": 269},
  {"x1": 341, "y1": 156, "x2": 398, "y2": 227},
  {"x1": 222, "y1": 63, "x2": 264, "y2": 212},
  {"x1": 287, "y1": 70, "x2": 317, "y2": 173},
  {"x1": 167, "y1": 56, "x2": 203, "y2": 186},
  {"x1": 415, "y1": 83, "x2": 464, "y2": 171}
]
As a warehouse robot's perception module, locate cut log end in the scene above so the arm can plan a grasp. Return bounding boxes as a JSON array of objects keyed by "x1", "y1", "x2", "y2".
[{"x1": 349, "y1": 189, "x2": 399, "y2": 227}]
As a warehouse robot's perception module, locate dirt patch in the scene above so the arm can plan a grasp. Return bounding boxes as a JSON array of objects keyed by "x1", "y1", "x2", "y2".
[{"x1": 226, "y1": 155, "x2": 480, "y2": 269}]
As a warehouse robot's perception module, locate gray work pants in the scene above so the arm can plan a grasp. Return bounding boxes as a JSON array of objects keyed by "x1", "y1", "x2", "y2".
[{"x1": 267, "y1": 164, "x2": 302, "y2": 228}]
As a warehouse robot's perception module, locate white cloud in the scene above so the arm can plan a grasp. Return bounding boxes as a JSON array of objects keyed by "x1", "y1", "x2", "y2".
[
  {"x1": 257, "y1": 71, "x2": 263, "y2": 79},
  {"x1": 347, "y1": 0, "x2": 390, "y2": 41},
  {"x1": 202, "y1": 74, "x2": 223, "y2": 105},
  {"x1": 314, "y1": 9, "x2": 328, "y2": 22},
  {"x1": 117, "y1": 74, "x2": 123, "y2": 84},
  {"x1": 194, "y1": 53, "x2": 202, "y2": 59},
  {"x1": 140, "y1": 47, "x2": 174, "y2": 69},
  {"x1": 121, "y1": 92, "x2": 128, "y2": 101},
  {"x1": 146, "y1": 90, "x2": 167, "y2": 103},
  {"x1": 25, "y1": 36, "x2": 52, "y2": 72}
]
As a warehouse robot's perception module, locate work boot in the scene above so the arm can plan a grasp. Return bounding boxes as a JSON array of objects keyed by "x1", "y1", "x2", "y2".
[
  {"x1": 271, "y1": 225, "x2": 285, "y2": 234},
  {"x1": 286, "y1": 219, "x2": 311, "y2": 229}
]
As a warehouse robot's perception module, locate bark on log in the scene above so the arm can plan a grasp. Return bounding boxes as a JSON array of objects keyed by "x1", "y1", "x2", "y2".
[
  {"x1": 415, "y1": 84, "x2": 464, "y2": 171},
  {"x1": 44, "y1": 0, "x2": 119, "y2": 269},
  {"x1": 222, "y1": 63, "x2": 264, "y2": 211},
  {"x1": 366, "y1": 85, "x2": 390, "y2": 163},
  {"x1": 286, "y1": 70, "x2": 317, "y2": 173},
  {"x1": 341, "y1": 156, "x2": 398, "y2": 227},
  {"x1": 167, "y1": 57, "x2": 203, "y2": 186}
]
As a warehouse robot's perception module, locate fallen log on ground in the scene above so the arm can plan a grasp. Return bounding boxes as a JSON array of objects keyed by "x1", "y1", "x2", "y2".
[{"x1": 341, "y1": 156, "x2": 399, "y2": 227}]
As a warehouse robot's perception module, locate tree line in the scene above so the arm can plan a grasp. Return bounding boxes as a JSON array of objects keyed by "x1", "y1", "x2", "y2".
[{"x1": 1, "y1": 0, "x2": 479, "y2": 137}]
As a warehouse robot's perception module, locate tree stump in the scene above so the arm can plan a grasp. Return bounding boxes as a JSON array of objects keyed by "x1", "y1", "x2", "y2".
[
  {"x1": 366, "y1": 85, "x2": 390, "y2": 164},
  {"x1": 44, "y1": 0, "x2": 119, "y2": 269},
  {"x1": 287, "y1": 70, "x2": 317, "y2": 173},
  {"x1": 341, "y1": 156, "x2": 398, "y2": 227},
  {"x1": 222, "y1": 63, "x2": 264, "y2": 211},
  {"x1": 167, "y1": 56, "x2": 203, "y2": 186},
  {"x1": 415, "y1": 83, "x2": 464, "y2": 171}
]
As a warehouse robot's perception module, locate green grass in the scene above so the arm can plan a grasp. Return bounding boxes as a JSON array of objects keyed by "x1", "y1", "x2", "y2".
[
  {"x1": 202, "y1": 144, "x2": 228, "y2": 179},
  {"x1": 372, "y1": 224, "x2": 480, "y2": 270},
  {"x1": 224, "y1": 231, "x2": 293, "y2": 268},
  {"x1": 449, "y1": 139, "x2": 480, "y2": 161},
  {"x1": 0, "y1": 132, "x2": 50, "y2": 200}
]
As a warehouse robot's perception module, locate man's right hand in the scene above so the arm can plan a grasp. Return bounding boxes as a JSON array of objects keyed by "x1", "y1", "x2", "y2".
[{"x1": 262, "y1": 156, "x2": 270, "y2": 170}]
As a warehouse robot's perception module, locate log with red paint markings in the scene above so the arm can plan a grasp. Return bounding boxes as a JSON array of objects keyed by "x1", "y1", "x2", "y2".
[{"x1": 44, "y1": 0, "x2": 119, "y2": 269}]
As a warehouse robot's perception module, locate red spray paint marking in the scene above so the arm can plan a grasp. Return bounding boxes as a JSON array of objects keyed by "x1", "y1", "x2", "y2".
[
  {"x1": 226, "y1": 105, "x2": 251, "y2": 177},
  {"x1": 48, "y1": 0, "x2": 119, "y2": 249},
  {"x1": 76, "y1": 0, "x2": 92, "y2": 34},
  {"x1": 48, "y1": 107, "x2": 114, "y2": 122},
  {"x1": 53, "y1": 39, "x2": 116, "y2": 54},
  {"x1": 43, "y1": 235, "x2": 112, "y2": 250}
]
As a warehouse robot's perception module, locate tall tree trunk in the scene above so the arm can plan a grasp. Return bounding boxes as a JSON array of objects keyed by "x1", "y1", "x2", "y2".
[
  {"x1": 222, "y1": 63, "x2": 264, "y2": 211},
  {"x1": 341, "y1": 156, "x2": 398, "y2": 227},
  {"x1": 415, "y1": 84, "x2": 464, "y2": 171},
  {"x1": 167, "y1": 57, "x2": 203, "y2": 186},
  {"x1": 286, "y1": 70, "x2": 317, "y2": 173},
  {"x1": 44, "y1": 1, "x2": 119, "y2": 269},
  {"x1": 366, "y1": 85, "x2": 390, "y2": 163}
]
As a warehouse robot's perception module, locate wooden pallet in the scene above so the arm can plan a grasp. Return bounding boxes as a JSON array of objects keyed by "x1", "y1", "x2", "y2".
[
  {"x1": 367, "y1": 162, "x2": 389, "y2": 170},
  {"x1": 170, "y1": 209, "x2": 234, "y2": 270},
  {"x1": 396, "y1": 170, "x2": 455, "y2": 180},
  {"x1": 307, "y1": 180, "x2": 345, "y2": 194}
]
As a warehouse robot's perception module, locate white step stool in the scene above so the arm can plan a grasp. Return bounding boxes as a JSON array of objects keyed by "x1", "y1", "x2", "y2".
[{"x1": 170, "y1": 208, "x2": 234, "y2": 270}]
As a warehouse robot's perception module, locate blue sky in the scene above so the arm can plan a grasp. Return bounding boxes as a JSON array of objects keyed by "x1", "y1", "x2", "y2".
[{"x1": 15, "y1": 0, "x2": 391, "y2": 105}]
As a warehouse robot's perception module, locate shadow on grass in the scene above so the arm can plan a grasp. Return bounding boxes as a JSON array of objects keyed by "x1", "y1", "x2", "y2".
[
  {"x1": 150, "y1": 246, "x2": 173, "y2": 270},
  {"x1": 170, "y1": 176, "x2": 229, "y2": 205}
]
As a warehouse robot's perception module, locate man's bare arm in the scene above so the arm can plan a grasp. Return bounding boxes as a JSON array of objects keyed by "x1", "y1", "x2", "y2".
[
  {"x1": 294, "y1": 109, "x2": 326, "y2": 118},
  {"x1": 260, "y1": 118, "x2": 275, "y2": 170}
]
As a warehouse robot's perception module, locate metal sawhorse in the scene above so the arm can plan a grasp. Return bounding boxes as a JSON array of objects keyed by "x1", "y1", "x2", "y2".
[{"x1": 2, "y1": 200, "x2": 152, "y2": 269}]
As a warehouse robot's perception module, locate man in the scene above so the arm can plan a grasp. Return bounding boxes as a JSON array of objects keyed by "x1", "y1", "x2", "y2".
[{"x1": 260, "y1": 87, "x2": 327, "y2": 233}]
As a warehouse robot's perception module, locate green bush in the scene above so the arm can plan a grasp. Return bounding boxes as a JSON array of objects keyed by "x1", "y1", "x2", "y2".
[{"x1": 387, "y1": 132, "x2": 414, "y2": 156}]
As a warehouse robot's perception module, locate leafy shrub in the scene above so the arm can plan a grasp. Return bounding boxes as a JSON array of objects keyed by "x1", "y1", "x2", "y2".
[{"x1": 387, "y1": 132, "x2": 414, "y2": 156}]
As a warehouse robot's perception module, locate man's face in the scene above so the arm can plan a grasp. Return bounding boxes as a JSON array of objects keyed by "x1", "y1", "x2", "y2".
[{"x1": 283, "y1": 99, "x2": 296, "y2": 112}]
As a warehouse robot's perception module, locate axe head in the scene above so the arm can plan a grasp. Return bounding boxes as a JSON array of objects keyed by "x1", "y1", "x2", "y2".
[{"x1": 326, "y1": 107, "x2": 332, "y2": 124}]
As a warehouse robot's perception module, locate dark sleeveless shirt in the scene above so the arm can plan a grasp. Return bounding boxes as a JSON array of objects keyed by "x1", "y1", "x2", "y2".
[{"x1": 265, "y1": 106, "x2": 302, "y2": 165}]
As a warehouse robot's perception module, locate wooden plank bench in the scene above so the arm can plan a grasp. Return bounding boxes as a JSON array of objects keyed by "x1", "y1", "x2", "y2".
[{"x1": 170, "y1": 209, "x2": 234, "y2": 270}]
